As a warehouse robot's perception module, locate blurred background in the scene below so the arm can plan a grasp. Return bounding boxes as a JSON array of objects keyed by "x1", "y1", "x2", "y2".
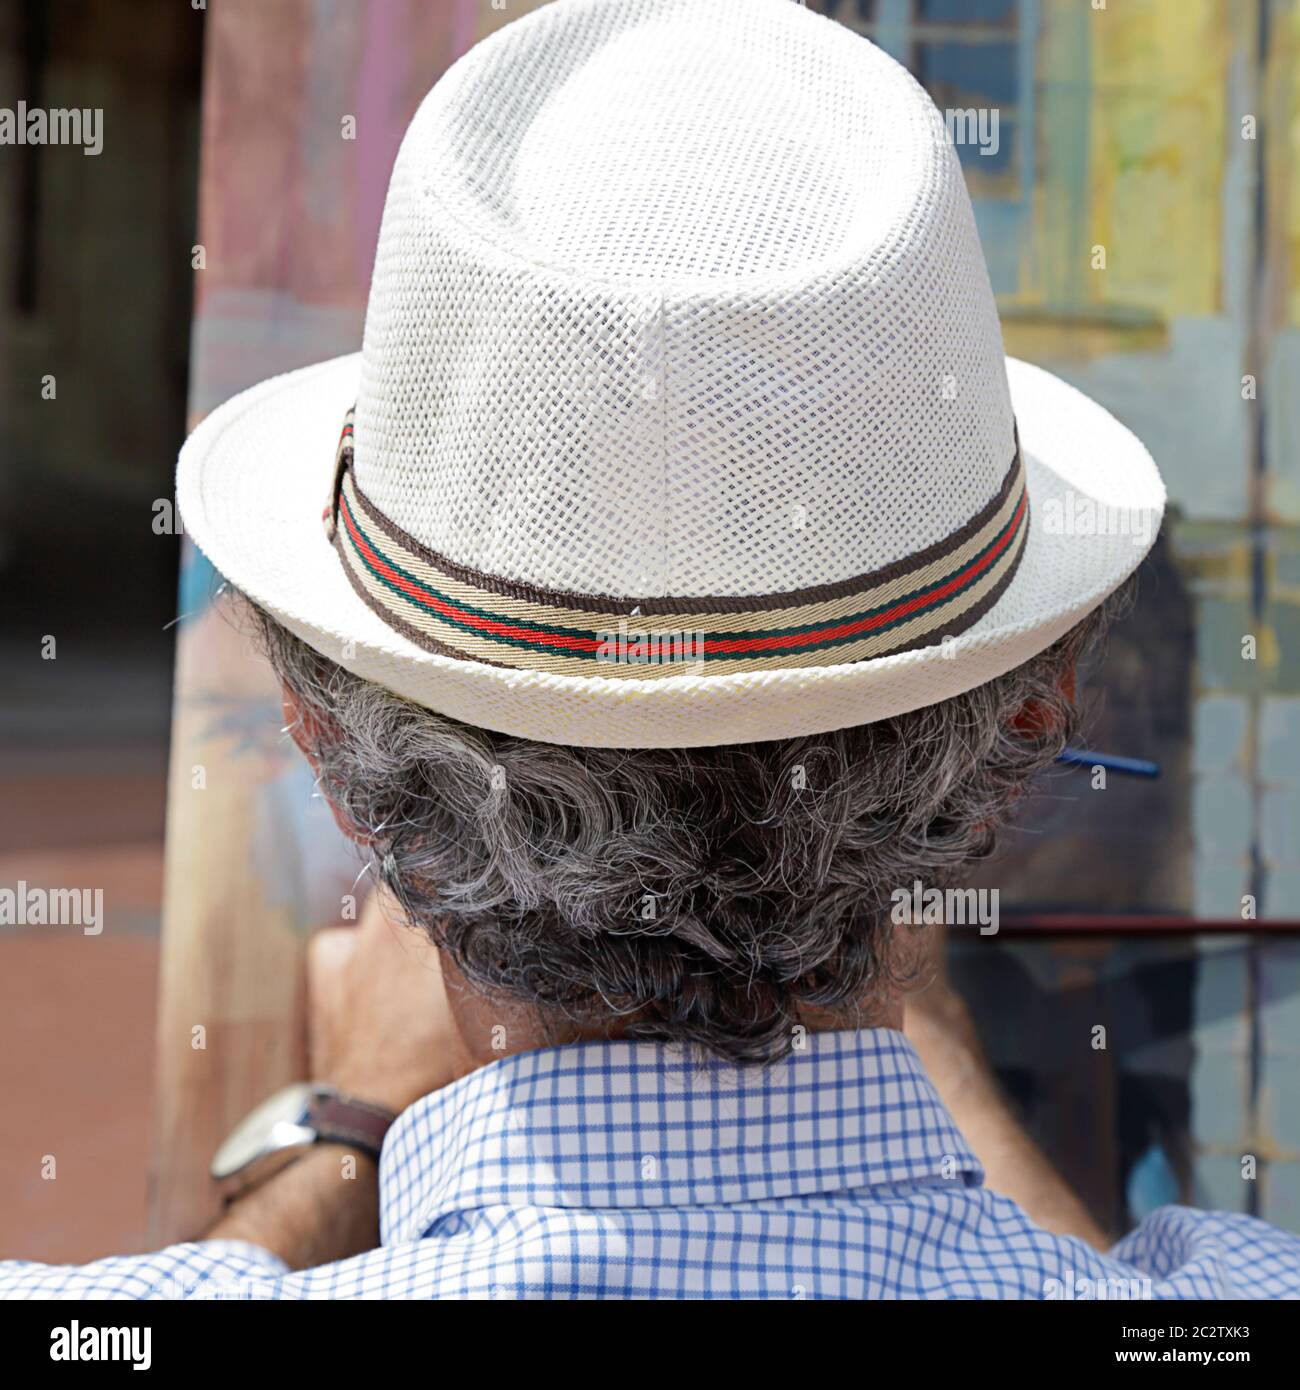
[{"x1": 1, "y1": 0, "x2": 1297, "y2": 1260}]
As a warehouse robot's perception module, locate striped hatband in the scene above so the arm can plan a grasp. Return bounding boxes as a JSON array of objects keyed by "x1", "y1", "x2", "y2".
[{"x1": 324, "y1": 407, "x2": 1030, "y2": 679}]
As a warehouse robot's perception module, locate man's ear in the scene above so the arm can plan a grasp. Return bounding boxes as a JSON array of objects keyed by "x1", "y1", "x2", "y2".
[
  {"x1": 1009, "y1": 663, "x2": 1077, "y2": 739},
  {"x1": 281, "y1": 684, "x2": 321, "y2": 764},
  {"x1": 280, "y1": 683, "x2": 369, "y2": 844}
]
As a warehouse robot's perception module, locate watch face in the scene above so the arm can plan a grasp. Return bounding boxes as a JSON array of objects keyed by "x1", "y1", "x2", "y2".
[{"x1": 210, "y1": 1082, "x2": 320, "y2": 1180}]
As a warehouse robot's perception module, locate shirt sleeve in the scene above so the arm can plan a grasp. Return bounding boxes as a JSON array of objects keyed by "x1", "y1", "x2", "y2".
[
  {"x1": 0, "y1": 1241, "x2": 290, "y2": 1300},
  {"x1": 1110, "y1": 1205, "x2": 1300, "y2": 1298}
]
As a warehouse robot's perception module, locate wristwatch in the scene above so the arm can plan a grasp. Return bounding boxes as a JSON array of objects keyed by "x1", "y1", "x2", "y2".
[{"x1": 210, "y1": 1083, "x2": 397, "y2": 1199}]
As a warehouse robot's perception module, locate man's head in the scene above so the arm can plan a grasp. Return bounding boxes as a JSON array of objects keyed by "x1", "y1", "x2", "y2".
[
  {"x1": 179, "y1": 5, "x2": 1162, "y2": 1064},
  {"x1": 240, "y1": 584, "x2": 1127, "y2": 1065}
]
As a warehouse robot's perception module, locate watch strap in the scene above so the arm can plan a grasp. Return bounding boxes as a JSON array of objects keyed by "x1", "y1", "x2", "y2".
[{"x1": 307, "y1": 1092, "x2": 397, "y2": 1163}]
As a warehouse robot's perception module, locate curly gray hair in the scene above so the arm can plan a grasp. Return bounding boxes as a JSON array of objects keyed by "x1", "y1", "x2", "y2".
[{"x1": 238, "y1": 586, "x2": 1127, "y2": 1064}]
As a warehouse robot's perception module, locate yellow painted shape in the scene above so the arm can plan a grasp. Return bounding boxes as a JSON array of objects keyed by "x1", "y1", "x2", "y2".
[
  {"x1": 1088, "y1": 0, "x2": 1227, "y2": 319},
  {"x1": 1268, "y1": 0, "x2": 1300, "y2": 327}
]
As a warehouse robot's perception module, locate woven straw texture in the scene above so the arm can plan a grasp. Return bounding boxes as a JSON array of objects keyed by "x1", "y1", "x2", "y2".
[
  {"x1": 177, "y1": 0, "x2": 1165, "y2": 748},
  {"x1": 357, "y1": 0, "x2": 1014, "y2": 596}
]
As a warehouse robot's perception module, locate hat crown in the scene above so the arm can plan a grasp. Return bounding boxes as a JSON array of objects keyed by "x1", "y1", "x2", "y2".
[{"x1": 353, "y1": 0, "x2": 1014, "y2": 600}]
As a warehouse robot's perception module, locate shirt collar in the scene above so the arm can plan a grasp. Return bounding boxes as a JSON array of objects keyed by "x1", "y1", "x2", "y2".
[{"x1": 378, "y1": 1027, "x2": 983, "y2": 1246}]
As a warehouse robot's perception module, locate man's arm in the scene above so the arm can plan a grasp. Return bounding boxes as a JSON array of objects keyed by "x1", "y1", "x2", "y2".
[
  {"x1": 199, "y1": 895, "x2": 472, "y2": 1269},
  {"x1": 0, "y1": 1144, "x2": 378, "y2": 1298},
  {"x1": 205, "y1": 1146, "x2": 379, "y2": 1271},
  {"x1": 905, "y1": 979, "x2": 1112, "y2": 1251}
]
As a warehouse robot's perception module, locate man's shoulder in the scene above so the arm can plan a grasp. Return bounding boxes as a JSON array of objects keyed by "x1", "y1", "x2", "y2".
[{"x1": 3, "y1": 1200, "x2": 1299, "y2": 1300}]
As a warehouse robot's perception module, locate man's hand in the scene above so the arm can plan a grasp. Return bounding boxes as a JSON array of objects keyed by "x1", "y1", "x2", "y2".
[
  {"x1": 204, "y1": 895, "x2": 472, "y2": 1269},
  {"x1": 308, "y1": 893, "x2": 473, "y2": 1113}
]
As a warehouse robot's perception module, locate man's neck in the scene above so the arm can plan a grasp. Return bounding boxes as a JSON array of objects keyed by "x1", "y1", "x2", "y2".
[{"x1": 438, "y1": 949, "x2": 904, "y2": 1074}]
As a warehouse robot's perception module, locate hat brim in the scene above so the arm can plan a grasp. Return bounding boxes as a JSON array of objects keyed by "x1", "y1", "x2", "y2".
[{"x1": 177, "y1": 353, "x2": 1165, "y2": 748}]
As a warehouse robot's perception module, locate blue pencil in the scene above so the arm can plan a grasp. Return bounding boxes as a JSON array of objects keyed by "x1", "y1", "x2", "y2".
[{"x1": 1057, "y1": 747, "x2": 1161, "y2": 778}]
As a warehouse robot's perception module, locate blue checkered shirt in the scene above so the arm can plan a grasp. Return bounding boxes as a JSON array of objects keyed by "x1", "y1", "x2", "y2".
[{"x1": 3, "y1": 1029, "x2": 1298, "y2": 1299}]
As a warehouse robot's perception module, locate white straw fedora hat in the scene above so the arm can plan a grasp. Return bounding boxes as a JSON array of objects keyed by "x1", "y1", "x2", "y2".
[{"x1": 178, "y1": 0, "x2": 1164, "y2": 749}]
